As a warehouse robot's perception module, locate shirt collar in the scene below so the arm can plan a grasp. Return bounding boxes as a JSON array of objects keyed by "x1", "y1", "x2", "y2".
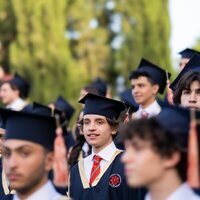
[
  {"x1": 13, "y1": 181, "x2": 61, "y2": 200},
  {"x1": 145, "y1": 183, "x2": 196, "y2": 200},
  {"x1": 6, "y1": 98, "x2": 26, "y2": 111},
  {"x1": 138, "y1": 100, "x2": 161, "y2": 117},
  {"x1": 90, "y1": 142, "x2": 117, "y2": 162}
]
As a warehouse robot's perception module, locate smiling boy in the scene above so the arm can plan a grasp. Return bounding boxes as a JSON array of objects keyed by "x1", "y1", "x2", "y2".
[{"x1": 69, "y1": 93, "x2": 145, "y2": 200}]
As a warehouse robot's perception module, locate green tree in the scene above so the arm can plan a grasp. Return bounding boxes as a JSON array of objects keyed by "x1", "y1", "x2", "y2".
[
  {"x1": 10, "y1": 0, "x2": 75, "y2": 103},
  {"x1": 0, "y1": 0, "x2": 16, "y2": 73}
]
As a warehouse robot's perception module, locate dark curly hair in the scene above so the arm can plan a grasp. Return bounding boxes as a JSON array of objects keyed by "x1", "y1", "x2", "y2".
[{"x1": 119, "y1": 118, "x2": 188, "y2": 181}]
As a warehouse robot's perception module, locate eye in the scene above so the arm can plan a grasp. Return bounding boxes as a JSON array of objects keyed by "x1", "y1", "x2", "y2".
[
  {"x1": 96, "y1": 120, "x2": 104, "y2": 125},
  {"x1": 139, "y1": 84, "x2": 144, "y2": 88},
  {"x1": 182, "y1": 90, "x2": 190, "y2": 95},
  {"x1": 83, "y1": 120, "x2": 90, "y2": 125},
  {"x1": 19, "y1": 150, "x2": 31, "y2": 158},
  {"x1": 196, "y1": 89, "x2": 200, "y2": 95},
  {"x1": 2, "y1": 149, "x2": 11, "y2": 158}
]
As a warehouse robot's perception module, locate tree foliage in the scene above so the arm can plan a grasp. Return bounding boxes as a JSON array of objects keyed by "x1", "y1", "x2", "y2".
[
  {"x1": 9, "y1": 0, "x2": 75, "y2": 103},
  {"x1": 0, "y1": 0, "x2": 171, "y2": 102}
]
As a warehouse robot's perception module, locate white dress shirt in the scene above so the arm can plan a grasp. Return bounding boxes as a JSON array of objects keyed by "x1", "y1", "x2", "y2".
[
  {"x1": 83, "y1": 142, "x2": 117, "y2": 181},
  {"x1": 13, "y1": 181, "x2": 63, "y2": 200},
  {"x1": 6, "y1": 98, "x2": 27, "y2": 111},
  {"x1": 134, "y1": 100, "x2": 161, "y2": 119},
  {"x1": 145, "y1": 183, "x2": 200, "y2": 200}
]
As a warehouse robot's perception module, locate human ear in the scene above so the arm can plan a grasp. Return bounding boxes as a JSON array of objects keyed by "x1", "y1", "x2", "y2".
[
  {"x1": 152, "y1": 84, "x2": 159, "y2": 95},
  {"x1": 44, "y1": 151, "x2": 54, "y2": 171},
  {"x1": 164, "y1": 151, "x2": 181, "y2": 168}
]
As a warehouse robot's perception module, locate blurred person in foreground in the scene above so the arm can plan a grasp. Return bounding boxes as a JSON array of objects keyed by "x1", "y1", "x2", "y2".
[
  {"x1": 120, "y1": 105, "x2": 200, "y2": 200},
  {"x1": 1, "y1": 107, "x2": 69, "y2": 200}
]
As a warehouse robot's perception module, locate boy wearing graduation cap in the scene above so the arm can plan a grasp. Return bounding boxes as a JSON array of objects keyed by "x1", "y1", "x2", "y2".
[
  {"x1": 171, "y1": 54, "x2": 200, "y2": 110},
  {"x1": 120, "y1": 105, "x2": 200, "y2": 200},
  {"x1": 129, "y1": 58, "x2": 170, "y2": 119},
  {"x1": 179, "y1": 48, "x2": 200, "y2": 70},
  {"x1": 1, "y1": 107, "x2": 69, "y2": 200},
  {"x1": 0, "y1": 73, "x2": 30, "y2": 111},
  {"x1": 69, "y1": 93, "x2": 145, "y2": 200}
]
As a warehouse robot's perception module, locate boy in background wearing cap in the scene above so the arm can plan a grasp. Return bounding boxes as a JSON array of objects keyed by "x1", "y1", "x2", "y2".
[
  {"x1": 120, "y1": 105, "x2": 200, "y2": 200},
  {"x1": 129, "y1": 58, "x2": 170, "y2": 119},
  {"x1": 1, "y1": 107, "x2": 69, "y2": 200},
  {"x1": 170, "y1": 54, "x2": 200, "y2": 110},
  {"x1": 179, "y1": 48, "x2": 200, "y2": 70},
  {"x1": 0, "y1": 73, "x2": 30, "y2": 111},
  {"x1": 69, "y1": 93, "x2": 145, "y2": 200}
]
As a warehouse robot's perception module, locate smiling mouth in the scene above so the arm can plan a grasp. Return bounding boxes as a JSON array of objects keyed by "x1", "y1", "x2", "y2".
[{"x1": 87, "y1": 133, "x2": 100, "y2": 137}]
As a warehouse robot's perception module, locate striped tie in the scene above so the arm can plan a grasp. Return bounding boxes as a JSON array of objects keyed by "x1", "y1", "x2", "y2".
[
  {"x1": 89, "y1": 155, "x2": 102, "y2": 186},
  {"x1": 141, "y1": 110, "x2": 149, "y2": 119}
]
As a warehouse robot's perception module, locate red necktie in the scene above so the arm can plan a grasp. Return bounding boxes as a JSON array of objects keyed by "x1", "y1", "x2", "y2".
[
  {"x1": 89, "y1": 155, "x2": 102, "y2": 186},
  {"x1": 141, "y1": 110, "x2": 149, "y2": 119}
]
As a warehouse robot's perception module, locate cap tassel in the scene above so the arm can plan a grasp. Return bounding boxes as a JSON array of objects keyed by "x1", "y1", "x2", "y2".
[
  {"x1": 187, "y1": 109, "x2": 200, "y2": 188},
  {"x1": 124, "y1": 107, "x2": 130, "y2": 123},
  {"x1": 166, "y1": 70, "x2": 174, "y2": 105},
  {"x1": 53, "y1": 114, "x2": 69, "y2": 187}
]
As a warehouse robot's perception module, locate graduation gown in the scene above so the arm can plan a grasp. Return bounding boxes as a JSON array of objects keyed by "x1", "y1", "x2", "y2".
[{"x1": 69, "y1": 150, "x2": 145, "y2": 200}]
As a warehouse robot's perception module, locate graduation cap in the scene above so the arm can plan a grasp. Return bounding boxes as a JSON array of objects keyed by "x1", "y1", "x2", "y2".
[
  {"x1": 129, "y1": 58, "x2": 171, "y2": 94},
  {"x1": 170, "y1": 54, "x2": 200, "y2": 91},
  {"x1": 156, "y1": 103, "x2": 191, "y2": 137},
  {"x1": 1, "y1": 107, "x2": 56, "y2": 150},
  {"x1": 179, "y1": 48, "x2": 200, "y2": 59},
  {"x1": 79, "y1": 93, "x2": 126, "y2": 120},
  {"x1": 23, "y1": 102, "x2": 55, "y2": 116},
  {"x1": 120, "y1": 89, "x2": 138, "y2": 112},
  {"x1": 90, "y1": 77, "x2": 108, "y2": 97},
  {"x1": 54, "y1": 96, "x2": 75, "y2": 121},
  {"x1": 9, "y1": 73, "x2": 30, "y2": 99}
]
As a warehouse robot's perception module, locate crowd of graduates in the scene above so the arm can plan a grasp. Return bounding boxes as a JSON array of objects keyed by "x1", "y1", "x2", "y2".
[{"x1": 0, "y1": 48, "x2": 199, "y2": 199}]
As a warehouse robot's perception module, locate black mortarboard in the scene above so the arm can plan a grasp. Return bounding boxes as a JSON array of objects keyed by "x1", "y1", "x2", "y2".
[
  {"x1": 129, "y1": 58, "x2": 171, "y2": 94},
  {"x1": 1, "y1": 107, "x2": 56, "y2": 150},
  {"x1": 120, "y1": 89, "x2": 138, "y2": 112},
  {"x1": 79, "y1": 93, "x2": 126, "y2": 120},
  {"x1": 156, "y1": 104, "x2": 190, "y2": 137},
  {"x1": 9, "y1": 73, "x2": 30, "y2": 99},
  {"x1": 170, "y1": 54, "x2": 200, "y2": 91},
  {"x1": 54, "y1": 96, "x2": 75, "y2": 121},
  {"x1": 91, "y1": 77, "x2": 107, "y2": 97},
  {"x1": 179, "y1": 48, "x2": 200, "y2": 59}
]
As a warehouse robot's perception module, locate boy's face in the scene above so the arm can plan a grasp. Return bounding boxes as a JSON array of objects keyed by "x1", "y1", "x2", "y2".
[
  {"x1": 3, "y1": 140, "x2": 53, "y2": 193},
  {"x1": 180, "y1": 80, "x2": 200, "y2": 110},
  {"x1": 83, "y1": 114, "x2": 116, "y2": 153},
  {"x1": 121, "y1": 137, "x2": 170, "y2": 187},
  {"x1": 0, "y1": 83, "x2": 19, "y2": 105},
  {"x1": 179, "y1": 58, "x2": 190, "y2": 70},
  {"x1": 131, "y1": 76, "x2": 158, "y2": 108}
]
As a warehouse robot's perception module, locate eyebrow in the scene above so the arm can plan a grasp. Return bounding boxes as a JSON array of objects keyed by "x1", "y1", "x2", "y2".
[
  {"x1": 83, "y1": 117, "x2": 106, "y2": 121},
  {"x1": 3, "y1": 145, "x2": 32, "y2": 151}
]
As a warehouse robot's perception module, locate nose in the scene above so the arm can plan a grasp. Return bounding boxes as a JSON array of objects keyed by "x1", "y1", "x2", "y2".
[
  {"x1": 121, "y1": 149, "x2": 133, "y2": 164},
  {"x1": 88, "y1": 122, "x2": 97, "y2": 132},
  {"x1": 189, "y1": 92, "x2": 197, "y2": 103},
  {"x1": 132, "y1": 87, "x2": 138, "y2": 95},
  {"x1": 4, "y1": 154, "x2": 18, "y2": 170}
]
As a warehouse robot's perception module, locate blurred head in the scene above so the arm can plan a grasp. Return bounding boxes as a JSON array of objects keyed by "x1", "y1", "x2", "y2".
[
  {"x1": 0, "y1": 82, "x2": 20, "y2": 105},
  {"x1": 3, "y1": 139, "x2": 53, "y2": 193},
  {"x1": 120, "y1": 118, "x2": 186, "y2": 188}
]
